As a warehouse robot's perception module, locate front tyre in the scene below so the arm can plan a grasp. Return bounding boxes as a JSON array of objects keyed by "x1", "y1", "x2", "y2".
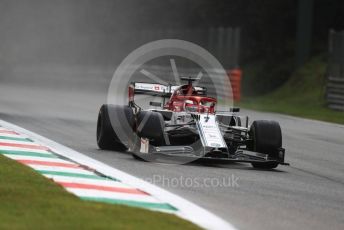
[
  {"x1": 249, "y1": 120, "x2": 282, "y2": 169},
  {"x1": 136, "y1": 111, "x2": 167, "y2": 146}
]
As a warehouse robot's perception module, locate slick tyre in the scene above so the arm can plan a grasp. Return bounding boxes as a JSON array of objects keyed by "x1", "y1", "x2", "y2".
[
  {"x1": 97, "y1": 104, "x2": 134, "y2": 151},
  {"x1": 249, "y1": 120, "x2": 282, "y2": 169}
]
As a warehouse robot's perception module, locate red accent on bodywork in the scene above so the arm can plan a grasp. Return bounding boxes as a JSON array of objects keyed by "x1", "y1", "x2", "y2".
[
  {"x1": 128, "y1": 84, "x2": 135, "y2": 103},
  {"x1": 164, "y1": 84, "x2": 217, "y2": 113}
]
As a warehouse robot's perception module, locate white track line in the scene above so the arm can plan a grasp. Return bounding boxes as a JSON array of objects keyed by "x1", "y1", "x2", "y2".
[
  {"x1": 66, "y1": 188, "x2": 161, "y2": 203},
  {"x1": 30, "y1": 165, "x2": 97, "y2": 175},
  {"x1": 0, "y1": 120, "x2": 236, "y2": 230},
  {"x1": 3, "y1": 155, "x2": 68, "y2": 163},
  {"x1": 0, "y1": 147, "x2": 52, "y2": 154},
  {"x1": 0, "y1": 133, "x2": 29, "y2": 138},
  {"x1": 45, "y1": 175, "x2": 133, "y2": 188},
  {"x1": 0, "y1": 139, "x2": 38, "y2": 145}
]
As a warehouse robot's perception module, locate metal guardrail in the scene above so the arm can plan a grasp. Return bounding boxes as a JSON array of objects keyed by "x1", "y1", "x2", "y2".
[
  {"x1": 327, "y1": 30, "x2": 344, "y2": 111},
  {"x1": 326, "y1": 77, "x2": 344, "y2": 110}
]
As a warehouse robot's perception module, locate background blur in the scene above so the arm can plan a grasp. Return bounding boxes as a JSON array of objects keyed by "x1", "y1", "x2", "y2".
[{"x1": 1, "y1": 0, "x2": 344, "y2": 116}]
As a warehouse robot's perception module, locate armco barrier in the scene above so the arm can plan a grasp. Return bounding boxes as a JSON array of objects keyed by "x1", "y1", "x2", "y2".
[
  {"x1": 327, "y1": 30, "x2": 344, "y2": 111},
  {"x1": 326, "y1": 77, "x2": 344, "y2": 110}
]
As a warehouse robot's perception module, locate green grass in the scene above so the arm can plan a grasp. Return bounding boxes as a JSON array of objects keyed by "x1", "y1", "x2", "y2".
[
  {"x1": 239, "y1": 55, "x2": 344, "y2": 124},
  {"x1": 0, "y1": 155, "x2": 199, "y2": 230}
]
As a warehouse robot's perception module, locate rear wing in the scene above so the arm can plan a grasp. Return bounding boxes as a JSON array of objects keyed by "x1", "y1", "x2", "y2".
[
  {"x1": 129, "y1": 82, "x2": 206, "y2": 97},
  {"x1": 133, "y1": 82, "x2": 170, "y2": 96},
  {"x1": 128, "y1": 82, "x2": 207, "y2": 106}
]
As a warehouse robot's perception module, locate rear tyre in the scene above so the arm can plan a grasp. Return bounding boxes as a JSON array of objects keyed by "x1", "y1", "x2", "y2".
[
  {"x1": 249, "y1": 120, "x2": 282, "y2": 169},
  {"x1": 136, "y1": 111, "x2": 167, "y2": 146},
  {"x1": 97, "y1": 104, "x2": 134, "y2": 151}
]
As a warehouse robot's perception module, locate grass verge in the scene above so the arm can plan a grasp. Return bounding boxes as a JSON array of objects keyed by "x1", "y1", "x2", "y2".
[
  {"x1": 0, "y1": 155, "x2": 199, "y2": 230},
  {"x1": 239, "y1": 55, "x2": 344, "y2": 124}
]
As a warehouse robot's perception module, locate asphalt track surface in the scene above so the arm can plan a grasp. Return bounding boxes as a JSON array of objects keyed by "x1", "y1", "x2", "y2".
[{"x1": 1, "y1": 67, "x2": 344, "y2": 230}]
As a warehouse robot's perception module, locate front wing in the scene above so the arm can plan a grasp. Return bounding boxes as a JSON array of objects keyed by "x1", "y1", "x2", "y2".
[{"x1": 132, "y1": 146, "x2": 288, "y2": 165}]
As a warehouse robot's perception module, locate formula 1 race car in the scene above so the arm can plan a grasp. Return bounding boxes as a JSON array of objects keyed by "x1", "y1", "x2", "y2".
[{"x1": 97, "y1": 78, "x2": 287, "y2": 169}]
